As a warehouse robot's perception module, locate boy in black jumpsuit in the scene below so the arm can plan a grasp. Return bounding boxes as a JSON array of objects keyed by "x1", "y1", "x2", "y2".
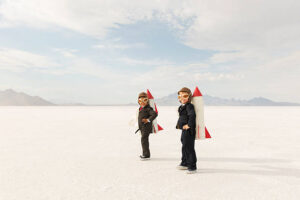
[
  {"x1": 176, "y1": 87, "x2": 197, "y2": 173},
  {"x1": 137, "y1": 92, "x2": 157, "y2": 160}
]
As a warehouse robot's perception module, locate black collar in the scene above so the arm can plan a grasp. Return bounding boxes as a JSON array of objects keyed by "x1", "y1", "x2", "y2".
[
  {"x1": 179, "y1": 103, "x2": 190, "y2": 112},
  {"x1": 140, "y1": 104, "x2": 150, "y2": 110}
]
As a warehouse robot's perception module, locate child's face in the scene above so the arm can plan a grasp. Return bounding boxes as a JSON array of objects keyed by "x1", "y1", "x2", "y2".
[
  {"x1": 138, "y1": 98, "x2": 148, "y2": 107},
  {"x1": 178, "y1": 92, "x2": 190, "y2": 104}
]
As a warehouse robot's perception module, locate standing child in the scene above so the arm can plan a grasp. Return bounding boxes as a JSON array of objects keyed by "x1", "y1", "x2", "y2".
[
  {"x1": 176, "y1": 87, "x2": 197, "y2": 174},
  {"x1": 137, "y1": 92, "x2": 157, "y2": 160}
]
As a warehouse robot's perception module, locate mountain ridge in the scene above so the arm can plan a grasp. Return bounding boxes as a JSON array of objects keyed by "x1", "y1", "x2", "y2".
[
  {"x1": 1, "y1": 89, "x2": 299, "y2": 106},
  {"x1": 0, "y1": 89, "x2": 55, "y2": 106},
  {"x1": 155, "y1": 93, "x2": 300, "y2": 106}
]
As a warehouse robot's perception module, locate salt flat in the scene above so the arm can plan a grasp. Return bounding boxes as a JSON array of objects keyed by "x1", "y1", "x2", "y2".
[{"x1": 0, "y1": 106, "x2": 299, "y2": 200}]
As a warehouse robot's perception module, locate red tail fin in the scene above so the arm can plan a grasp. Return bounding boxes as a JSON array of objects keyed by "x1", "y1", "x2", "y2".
[
  {"x1": 205, "y1": 127, "x2": 211, "y2": 138},
  {"x1": 158, "y1": 124, "x2": 163, "y2": 131}
]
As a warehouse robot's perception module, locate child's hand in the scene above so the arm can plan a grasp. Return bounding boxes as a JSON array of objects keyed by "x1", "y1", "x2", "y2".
[
  {"x1": 142, "y1": 119, "x2": 149, "y2": 124},
  {"x1": 183, "y1": 124, "x2": 190, "y2": 130}
]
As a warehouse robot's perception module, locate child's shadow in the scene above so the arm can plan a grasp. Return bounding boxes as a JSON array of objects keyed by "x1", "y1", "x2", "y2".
[
  {"x1": 153, "y1": 157, "x2": 300, "y2": 178},
  {"x1": 198, "y1": 157, "x2": 299, "y2": 178},
  {"x1": 199, "y1": 165, "x2": 300, "y2": 178},
  {"x1": 152, "y1": 157, "x2": 291, "y2": 163}
]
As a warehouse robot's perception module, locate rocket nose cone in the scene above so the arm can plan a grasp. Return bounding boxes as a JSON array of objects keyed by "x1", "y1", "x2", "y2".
[
  {"x1": 146, "y1": 89, "x2": 154, "y2": 99},
  {"x1": 192, "y1": 87, "x2": 202, "y2": 97}
]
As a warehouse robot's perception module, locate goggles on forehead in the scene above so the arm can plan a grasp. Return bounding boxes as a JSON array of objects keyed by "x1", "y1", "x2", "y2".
[
  {"x1": 138, "y1": 98, "x2": 148, "y2": 103},
  {"x1": 178, "y1": 94, "x2": 190, "y2": 99}
]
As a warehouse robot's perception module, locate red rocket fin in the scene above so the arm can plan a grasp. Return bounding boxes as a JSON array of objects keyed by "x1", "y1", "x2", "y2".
[
  {"x1": 146, "y1": 89, "x2": 154, "y2": 99},
  {"x1": 192, "y1": 86, "x2": 203, "y2": 97},
  {"x1": 205, "y1": 127, "x2": 211, "y2": 138},
  {"x1": 158, "y1": 124, "x2": 163, "y2": 131},
  {"x1": 154, "y1": 104, "x2": 158, "y2": 114},
  {"x1": 153, "y1": 125, "x2": 157, "y2": 134}
]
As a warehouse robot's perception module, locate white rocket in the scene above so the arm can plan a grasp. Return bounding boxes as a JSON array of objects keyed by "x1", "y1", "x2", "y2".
[
  {"x1": 191, "y1": 87, "x2": 211, "y2": 140},
  {"x1": 147, "y1": 89, "x2": 163, "y2": 133}
]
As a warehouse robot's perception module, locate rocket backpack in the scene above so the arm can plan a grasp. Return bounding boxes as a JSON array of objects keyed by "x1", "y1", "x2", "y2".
[
  {"x1": 191, "y1": 87, "x2": 211, "y2": 140},
  {"x1": 146, "y1": 89, "x2": 163, "y2": 133}
]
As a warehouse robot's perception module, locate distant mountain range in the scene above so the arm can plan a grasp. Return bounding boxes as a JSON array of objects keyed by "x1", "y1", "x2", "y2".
[
  {"x1": 0, "y1": 89, "x2": 299, "y2": 106},
  {"x1": 0, "y1": 89, "x2": 54, "y2": 106},
  {"x1": 155, "y1": 93, "x2": 300, "y2": 106}
]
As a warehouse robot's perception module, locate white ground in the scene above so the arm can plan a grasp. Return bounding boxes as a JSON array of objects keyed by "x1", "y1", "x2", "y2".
[{"x1": 0, "y1": 106, "x2": 299, "y2": 200}]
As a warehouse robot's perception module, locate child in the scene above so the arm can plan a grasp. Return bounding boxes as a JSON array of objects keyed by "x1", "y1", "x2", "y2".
[
  {"x1": 176, "y1": 87, "x2": 197, "y2": 173},
  {"x1": 137, "y1": 92, "x2": 157, "y2": 160}
]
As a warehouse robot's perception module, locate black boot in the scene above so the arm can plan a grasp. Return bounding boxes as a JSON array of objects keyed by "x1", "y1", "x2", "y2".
[{"x1": 140, "y1": 155, "x2": 150, "y2": 160}]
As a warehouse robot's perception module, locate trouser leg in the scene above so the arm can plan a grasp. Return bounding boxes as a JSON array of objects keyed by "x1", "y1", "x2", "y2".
[
  {"x1": 141, "y1": 132, "x2": 150, "y2": 157},
  {"x1": 186, "y1": 133, "x2": 197, "y2": 170},
  {"x1": 180, "y1": 132, "x2": 187, "y2": 166},
  {"x1": 182, "y1": 130, "x2": 197, "y2": 169}
]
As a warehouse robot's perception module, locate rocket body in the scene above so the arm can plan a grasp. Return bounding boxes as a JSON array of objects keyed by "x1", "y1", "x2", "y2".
[
  {"x1": 147, "y1": 89, "x2": 163, "y2": 133},
  {"x1": 191, "y1": 87, "x2": 211, "y2": 140}
]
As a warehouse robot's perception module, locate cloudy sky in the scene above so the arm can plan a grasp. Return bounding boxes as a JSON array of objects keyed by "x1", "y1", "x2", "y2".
[{"x1": 0, "y1": 0, "x2": 299, "y2": 104}]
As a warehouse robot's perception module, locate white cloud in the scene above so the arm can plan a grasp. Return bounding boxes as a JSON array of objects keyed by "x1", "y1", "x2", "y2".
[
  {"x1": 0, "y1": 47, "x2": 125, "y2": 81},
  {"x1": 213, "y1": 51, "x2": 300, "y2": 102},
  {"x1": 194, "y1": 72, "x2": 244, "y2": 81},
  {"x1": 118, "y1": 57, "x2": 173, "y2": 66},
  {"x1": 0, "y1": 0, "x2": 175, "y2": 37},
  {"x1": 53, "y1": 48, "x2": 78, "y2": 58},
  {"x1": 93, "y1": 43, "x2": 146, "y2": 50},
  {"x1": 63, "y1": 57, "x2": 126, "y2": 80},
  {"x1": 260, "y1": 51, "x2": 300, "y2": 70},
  {"x1": 1, "y1": 0, "x2": 299, "y2": 52},
  {"x1": 182, "y1": 0, "x2": 300, "y2": 51},
  {"x1": 1, "y1": 0, "x2": 299, "y2": 55},
  {"x1": 0, "y1": 48, "x2": 59, "y2": 72},
  {"x1": 130, "y1": 64, "x2": 244, "y2": 85},
  {"x1": 209, "y1": 51, "x2": 253, "y2": 64}
]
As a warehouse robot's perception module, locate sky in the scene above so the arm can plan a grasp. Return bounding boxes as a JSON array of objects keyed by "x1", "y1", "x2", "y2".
[{"x1": 0, "y1": 0, "x2": 299, "y2": 104}]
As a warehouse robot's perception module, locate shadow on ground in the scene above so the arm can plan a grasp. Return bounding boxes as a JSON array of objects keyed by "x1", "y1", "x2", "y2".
[{"x1": 151, "y1": 157, "x2": 299, "y2": 178}]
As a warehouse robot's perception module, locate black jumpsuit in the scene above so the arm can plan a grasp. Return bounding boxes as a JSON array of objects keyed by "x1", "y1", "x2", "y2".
[
  {"x1": 176, "y1": 103, "x2": 197, "y2": 170},
  {"x1": 138, "y1": 105, "x2": 157, "y2": 157}
]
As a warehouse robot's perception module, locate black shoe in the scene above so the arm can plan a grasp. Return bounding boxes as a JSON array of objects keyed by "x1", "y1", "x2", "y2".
[
  {"x1": 140, "y1": 155, "x2": 150, "y2": 160},
  {"x1": 177, "y1": 165, "x2": 188, "y2": 170},
  {"x1": 187, "y1": 168, "x2": 197, "y2": 174}
]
